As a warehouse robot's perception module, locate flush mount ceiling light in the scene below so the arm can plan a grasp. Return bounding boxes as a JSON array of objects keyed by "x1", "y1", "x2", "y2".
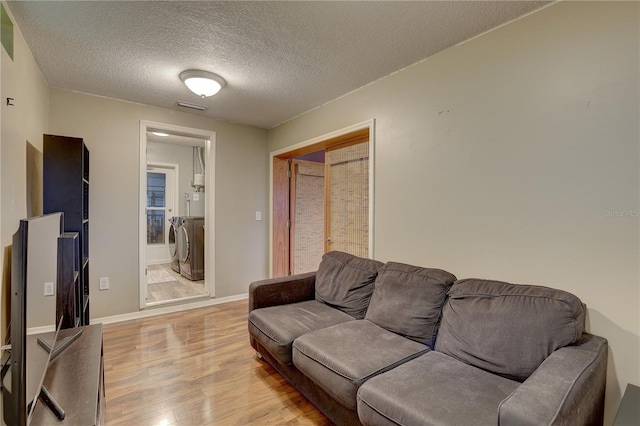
[
  {"x1": 180, "y1": 70, "x2": 226, "y2": 98},
  {"x1": 151, "y1": 132, "x2": 169, "y2": 137}
]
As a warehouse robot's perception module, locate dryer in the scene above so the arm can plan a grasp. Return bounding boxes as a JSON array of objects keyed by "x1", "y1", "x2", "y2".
[
  {"x1": 168, "y1": 217, "x2": 180, "y2": 273},
  {"x1": 177, "y1": 216, "x2": 205, "y2": 281}
]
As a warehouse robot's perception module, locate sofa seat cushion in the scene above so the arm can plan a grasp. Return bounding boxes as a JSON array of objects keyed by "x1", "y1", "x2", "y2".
[
  {"x1": 315, "y1": 251, "x2": 384, "y2": 319},
  {"x1": 435, "y1": 278, "x2": 585, "y2": 382},
  {"x1": 364, "y1": 262, "x2": 456, "y2": 347},
  {"x1": 248, "y1": 300, "x2": 354, "y2": 365},
  {"x1": 357, "y1": 351, "x2": 519, "y2": 426},
  {"x1": 292, "y1": 320, "x2": 429, "y2": 410}
]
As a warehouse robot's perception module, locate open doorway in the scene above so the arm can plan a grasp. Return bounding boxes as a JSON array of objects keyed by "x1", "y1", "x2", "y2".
[
  {"x1": 139, "y1": 121, "x2": 216, "y2": 308},
  {"x1": 270, "y1": 120, "x2": 375, "y2": 277}
]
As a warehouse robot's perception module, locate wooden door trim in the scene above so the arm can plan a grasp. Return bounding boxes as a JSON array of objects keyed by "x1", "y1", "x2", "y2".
[
  {"x1": 276, "y1": 128, "x2": 368, "y2": 159},
  {"x1": 272, "y1": 157, "x2": 290, "y2": 277},
  {"x1": 323, "y1": 160, "x2": 332, "y2": 254},
  {"x1": 324, "y1": 135, "x2": 369, "y2": 153},
  {"x1": 289, "y1": 161, "x2": 298, "y2": 275},
  {"x1": 270, "y1": 119, "x2": 375, "y2": 277}
]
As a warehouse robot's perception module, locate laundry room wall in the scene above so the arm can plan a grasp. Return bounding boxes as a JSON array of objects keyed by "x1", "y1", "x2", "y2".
[
  {"x1": 48, "y1": 88, "x2": 269, "y2": 318},
  {"x1": 147, "y1": 140, "x2": 200, "y2": 217}
]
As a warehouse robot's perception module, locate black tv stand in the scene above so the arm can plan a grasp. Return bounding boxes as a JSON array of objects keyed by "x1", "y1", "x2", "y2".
[
  {"x1": 37, "y1": 385, "x2": 65, "y2": 420},
  {"x1": 32, "y1": 329, "x2": 83, "y2": 421},
  {"x1": 37, "y1": 329, "x2": 83, "y2": 362},
  {"x1": 31, "y1": 325, "x2": 104, "y2": 425}
]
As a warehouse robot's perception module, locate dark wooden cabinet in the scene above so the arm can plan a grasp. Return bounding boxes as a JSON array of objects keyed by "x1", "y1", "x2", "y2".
[
  {"x1": 56, "y1": 233, "x2": 79, "y2": 329},
  {"x1": 44, "y1": 134, "x2": 90, "y2": 327}
]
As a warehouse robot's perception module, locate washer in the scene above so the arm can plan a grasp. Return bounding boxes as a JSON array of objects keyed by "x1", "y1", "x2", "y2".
[
  {"x1": 178, "y1": 216, "x2": 205, "y2": 281},
  {"x1": 168, "y1": 216, "x2": 181, "y2": 273}
]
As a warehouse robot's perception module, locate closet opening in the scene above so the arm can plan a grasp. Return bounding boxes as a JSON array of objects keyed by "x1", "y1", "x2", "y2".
[{"x1": 271, "y1": 120, "x2": 374, "y2": 277}]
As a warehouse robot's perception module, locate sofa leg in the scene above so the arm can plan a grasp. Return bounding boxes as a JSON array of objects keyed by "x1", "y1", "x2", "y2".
[{"x1": 256, "y1": 352, "x2": 264, "y2": 361}]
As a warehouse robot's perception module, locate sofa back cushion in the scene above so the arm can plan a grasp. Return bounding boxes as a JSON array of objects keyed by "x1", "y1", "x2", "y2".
[
  {"x1": 364, "y1": 262, "x2": 457, "y2": 347},
  {"x1": 315, "y1": 251, "x2": 384, "y2": 319},
  {"x1": 435, "y1": 279, "x2": 585, "y2": 382}
]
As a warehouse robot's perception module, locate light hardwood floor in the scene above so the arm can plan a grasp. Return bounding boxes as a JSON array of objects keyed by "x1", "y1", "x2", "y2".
[
  {"x1": 103, "y1": 300, "x2": 331, "y2": 425},
  {"x1": 146, "y1": 263, "x2": 208, "y2": 304}
]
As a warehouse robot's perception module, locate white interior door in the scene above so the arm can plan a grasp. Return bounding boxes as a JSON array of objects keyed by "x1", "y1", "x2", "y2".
[{"x1": 146, "y1": 165, "x2": 176, "y2": 264}]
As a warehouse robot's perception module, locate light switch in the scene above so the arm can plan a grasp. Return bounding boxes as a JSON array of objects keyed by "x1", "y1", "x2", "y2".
[{"x1": 256, "y1": 211, "x2": 262, "y2": 221}]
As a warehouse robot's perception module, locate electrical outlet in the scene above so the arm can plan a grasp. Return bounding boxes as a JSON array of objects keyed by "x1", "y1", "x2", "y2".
[
  {"x1": 99, "y1": 277, "x2": 110, "y2": 291},
  {"x1": 44, "y1": 282, "x2": 55, "y2": 296}
]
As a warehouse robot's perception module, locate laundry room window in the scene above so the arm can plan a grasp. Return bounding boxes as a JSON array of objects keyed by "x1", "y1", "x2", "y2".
[{"x1": 147, "y1": 172, "x2": 166, "y2": 244}]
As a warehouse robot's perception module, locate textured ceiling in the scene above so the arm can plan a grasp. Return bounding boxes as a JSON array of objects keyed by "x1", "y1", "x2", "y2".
[{"x1": 7, "y1": 1, "x2": 550, "y2": 129}]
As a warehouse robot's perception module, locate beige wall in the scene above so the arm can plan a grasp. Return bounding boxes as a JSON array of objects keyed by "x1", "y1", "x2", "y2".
[
  {"x1": 269, "y1": 2, "x2": 639, "y2": 422},
  {"x1": 0, "y1": 2, "x2": 50, "y2": 343},
  {"x1": 48, "y1": 88, "x2": 269, "y2": 318}
]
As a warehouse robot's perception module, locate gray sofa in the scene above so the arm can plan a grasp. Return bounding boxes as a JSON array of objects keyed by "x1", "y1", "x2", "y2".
[{"x1": 248, "y1": 251, "x2": 607, "y2": 426}]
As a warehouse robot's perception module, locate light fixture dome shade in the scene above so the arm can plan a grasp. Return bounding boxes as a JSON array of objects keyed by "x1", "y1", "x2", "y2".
[{"x1": 180, "y1": 70, "x2": 226, "y2": 98}]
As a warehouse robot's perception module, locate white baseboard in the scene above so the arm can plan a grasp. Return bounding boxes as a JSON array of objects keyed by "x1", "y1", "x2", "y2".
[
  {"x1": 27, "y1": 325, "x2": 57, "y2": 335},
  {"x1": 93, "y1": 293, "x2": 248, "y2": 325},
  {"x1": 146, "y1": 259, "x2": 172, "y2": 265},
  {"x1": 27, "y1": 294, "x2": 248, "y2": 334}
]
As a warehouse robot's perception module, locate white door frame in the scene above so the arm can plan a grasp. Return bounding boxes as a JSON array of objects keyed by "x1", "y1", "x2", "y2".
[
  {"x1": 139, "y1": 121, "x2": 216, "y2": 308},
  {"x1": 146, "y1": 162, "x2": 179, "y2": 264},
  {"x1": 269, "y1": 119, "x2": 376, "y2": 277}
]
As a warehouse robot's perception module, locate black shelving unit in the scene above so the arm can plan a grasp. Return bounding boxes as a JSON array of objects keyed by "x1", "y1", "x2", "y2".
[
  {"x1": 57, "y1": 232, "x2": 79, "y2": 328},
  {"x1": 44, "y1": 134, "x2": 90, "y2": 328}
]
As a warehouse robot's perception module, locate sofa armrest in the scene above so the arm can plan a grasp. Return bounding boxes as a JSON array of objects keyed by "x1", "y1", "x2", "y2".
[
  {"x1": 248, "y1": 272, "x2": 316, "y2": 312},
  {"x1": 498, "y1": 334, "x2": 607, "y2": 426}
]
